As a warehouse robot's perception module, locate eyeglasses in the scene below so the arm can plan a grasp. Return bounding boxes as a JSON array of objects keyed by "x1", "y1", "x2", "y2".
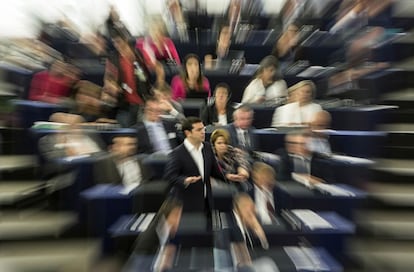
[{"x1": 286, "y1": 141, "x2": 305, "y2": 145}]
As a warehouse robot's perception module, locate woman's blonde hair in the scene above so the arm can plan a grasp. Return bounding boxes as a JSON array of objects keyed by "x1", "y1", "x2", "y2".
[{"x1": 210, "y1": 128, "x2": 230, "y2": 145}]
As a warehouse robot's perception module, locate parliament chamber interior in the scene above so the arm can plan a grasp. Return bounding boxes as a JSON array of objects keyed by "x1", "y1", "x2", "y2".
[{"x1": 0, "y1": 0, "x2": 413, "y2": 271}]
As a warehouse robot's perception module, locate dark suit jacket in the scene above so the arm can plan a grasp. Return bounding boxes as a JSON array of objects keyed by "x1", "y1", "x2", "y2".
[
  {"x1": 135, "y1": 120, "x2": 182, "y2": 154},
  {"x1": 200, "y1": 103, "x2": 234, "y2": 126},
  {"x1": 163, "y1": 142, "x2": 225, "y2": 212},
  {"x1": 94, "y1": 154, "x2": 152, "y2": 184},
  {"x1": 275, "y1": 149, "x2": 334, "y2": 183},
  {"x1": 225, "y1": 123, "x2": 259, "y2": 153}
]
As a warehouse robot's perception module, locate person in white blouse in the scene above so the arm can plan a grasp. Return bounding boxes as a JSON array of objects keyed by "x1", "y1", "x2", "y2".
[
  {"x1": 241, "y1": 55, "x2": 287, "y2": 106},
  {"x1": 271, "y1": 80, "x2": 322, "y2": 127}
]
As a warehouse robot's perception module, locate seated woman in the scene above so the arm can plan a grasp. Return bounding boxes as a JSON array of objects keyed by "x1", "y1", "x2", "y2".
[
  {"x1": 171, "y1": 54, "x2": 211, "y2": 101},
  {"x1": 241, "y1": 55, "x2": 287, "y2": 106},
  {"x1": 271, "y1": 80, "x2": 322, "y2": 127},
  {"x1": 200, "y1": 83, "x2": 234, "y2": 126},
  {"x1": 210, "y1": 128, "x2": 250, "y2": 191},
  {"x1": 136, "y1": 17, "x2": 181, "y2": 77}
]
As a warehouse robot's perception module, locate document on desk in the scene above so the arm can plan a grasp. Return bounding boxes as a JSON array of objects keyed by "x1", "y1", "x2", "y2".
[
  {"x1": 291, "y1": 209, "x2": 334, "y2": 230},
  {"x1": 331, "y1": 154, "x2": 374, "y2": 165},
  {"x1": 119, "y1": 183, "x2": 139, "y2": 195},
  {"x1": 137, "y1": 213, "x2": 156, "y2": 232},
  {"x1": 284, "y1": 246, "x2": 330, "y2": 271},
  {"x1": 314, "y1": 183, "x2": 356, "y2": 197}
]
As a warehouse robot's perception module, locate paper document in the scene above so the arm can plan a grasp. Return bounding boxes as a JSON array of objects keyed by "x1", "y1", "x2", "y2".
[
  {"x1": 284, "y1": 246, "x2": 330, "y2": 271},
  {"x1": 292, "y1": 173, "x2": 312, "y2": 188},
  {"x1": 138, "y1": 213, "x2": 156, "y2": 232},
  {"x1": 129, "y1": 213, "x2": 146, "y2": 231},
  {"x1": 291, "y1": 209, "x2": 334, "y2": 230}
]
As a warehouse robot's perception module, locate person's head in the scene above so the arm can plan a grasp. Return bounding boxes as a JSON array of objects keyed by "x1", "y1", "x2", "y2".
[
  {"x1": 210, "y1": 128, "x2": 230, "y2": 156},
  {"x1": 217, "y1": 24, "x2": 232, "y2": 49},
  {"x1": 252, "y1": 162, "x2": 276, "y2": 191},
  {"x1": 288, "y1": 80, "x2": 315, "y2": 105},
  {"x1": 182, "y1": 117, "x2": 205, "y2": 145},
  {"x1": 214, "y1": 83, "x2": 231, "y2": 107},
  {"x1": 144, "y1": 97, "x2": 162, "y2": 122},
  {"x1": 233, "y1": 105, "x2": 253, "y2": 130},
  {"x1": 157, "y1": 196, "x2": 183, "y2": 236},
  {"x1": 233, "y1": 192, "x2": 256, "y2": 225},
  {"x1": 285, "y1": 130, "x2": 310, "y2": 157},
  {"x1": 256, "y1": 55, "x2": 279, "y2": 85},
  {"x1": 148, "y1": 17, "x2": 167, "y2": 41},
  {"x1": 183, "y1": 54, "x2": 202, "y2": 82},
  {"x1": 153, "y1": 82, "x2": 173, "y2": 101},
  {"x1": 111, "y1": 136, "x2": 137, "y2": 160},
  {"x1": 310, "y1": 110, "x2": 331, "y2": 131},
  {"x1": 110, "y1": 28, "x2": 131, "y2": 53}
]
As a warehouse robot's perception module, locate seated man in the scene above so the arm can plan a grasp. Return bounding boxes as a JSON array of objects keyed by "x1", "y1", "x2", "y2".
[
  {"x1": 276, "y1": 130, "x2": 333, "y2": 186},
  {"x1": 134, "y1": 97, "x2": 182, "y2": 155},
  {"x1": 94, "y1": 135, "x2": 151, "y2": 188},
  {"x1": 249, "y1": 162, "x2": 278, "y2": 225},
  {"x1": 307, "y1": 110, "x2": 332, "y2": 156}
]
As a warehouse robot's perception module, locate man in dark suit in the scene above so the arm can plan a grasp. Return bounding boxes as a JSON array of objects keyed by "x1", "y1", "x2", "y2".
[
  {"x1": 134, "y1": 97, "x2": 182, "y2": 155},
  {"x1": 95, "y1": 135, "x2": 152, "y2": 186},
  {"x1": 164, "y1": 117, "x2": 226, "y2": 213},
  {"x1": 226, "y1": 105, "x2": 258, "y2": 154},
  {"x1": 276, "y1": 130, "x2": 334, "y2": 184}
]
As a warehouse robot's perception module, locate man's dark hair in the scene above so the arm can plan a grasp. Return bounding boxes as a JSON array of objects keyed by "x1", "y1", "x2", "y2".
[{"x1": 182, "y1": 117, "x2": 203, "y2": 133}]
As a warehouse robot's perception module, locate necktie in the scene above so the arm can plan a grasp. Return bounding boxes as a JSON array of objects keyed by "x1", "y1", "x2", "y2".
[{"x1": 243, "y1": 131, "x2": 250, "y2": 148}]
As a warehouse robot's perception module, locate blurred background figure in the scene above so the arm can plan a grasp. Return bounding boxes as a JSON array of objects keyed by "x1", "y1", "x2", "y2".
[
  {"x1": 307, "y1": 110, "x2": 333, "y2": 156},
  {"x1": 123, "y1": 197, "x2": 183, "y2": 272},
  {"x1": 271, "y1": 80, "x2": 322, "y2": 127},
  {"x1": 163, "y1": 0, "x2": 189, "y2": 41},
  {"x1": 105, "y1": 5, "x2": 132, "y2": 43},
  {"x1": 210, "y1": 128, "x2": 250, "y2": 190},
  {"x1": 134, "y1": 97, "x2": 181, "y2": 155},
  {"x1": 232, "y1": 192, "x2": 269, "y2": 250},
  {"x1": 28, "y1": 58, "x2": 80, "y2": 105},
  {"x1": 226, "y1": 105, "x2": 258, "y2": 156},
  {"x1": 276, "y1": 130, "x2": 332, "y2": 185},
  {"x1": 171, "y1": 53, "x2": 211, "y2": 101},
  {"x1": 250, "y1": 162, "x2": 277, "y2": 225},
  {"x1": 94, "y1": 136, "x2": 151, "y2": 188},
  {"x1": 200, "y1": 83, "x2": 234, "y2": 126},
  {"x1": 154, "y1": 83, "x2": 186, "y2": 122},
  {"x1": 136, "y1": 17, "x2": 181, "y2": 78},
  {"x1": 204, "y1": 24, "x2": 233, "y2": 70},
  {"x1": 241, "y1": 55, "x2": 287, "y2": 106},
  {"x1": 271, "y1": 21, "x2": 301, "y2": 74},
  {"x1": 72, "y1": 80, "x2": 105, "y2": 122},
  {"x1": 104, "y1": 28, "x2": 153, "y2": 127}
]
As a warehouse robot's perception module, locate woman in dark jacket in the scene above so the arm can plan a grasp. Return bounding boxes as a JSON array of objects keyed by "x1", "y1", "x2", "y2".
[{"x1": 200, "y1": 83, "x2": 234, "y2": 127}]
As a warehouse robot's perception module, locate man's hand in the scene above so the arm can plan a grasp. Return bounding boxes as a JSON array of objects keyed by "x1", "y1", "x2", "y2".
[{"x1": 184, "y1": 176, "x2": 201, "y2": 186}]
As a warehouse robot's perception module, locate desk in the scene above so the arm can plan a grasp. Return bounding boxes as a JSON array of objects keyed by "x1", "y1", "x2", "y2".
[
  {"x1": 110, "y1": 211, "x2": 354, "y2": 259},
  {"x1": 80, "y1": 184, "x2": 133, "y2": 236},
  {"x1": 13, "y1": 100, "x2": 69, "y2": 129},
  {"x1": 29, "y1": 128, "x2": 136, "y2": 148},
  {"x1": 275, "y1": 182, "x2": 367, "y2": 219},
  {"x1": 206, "y1": 129, "x2": 387, "y2": 157}
]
